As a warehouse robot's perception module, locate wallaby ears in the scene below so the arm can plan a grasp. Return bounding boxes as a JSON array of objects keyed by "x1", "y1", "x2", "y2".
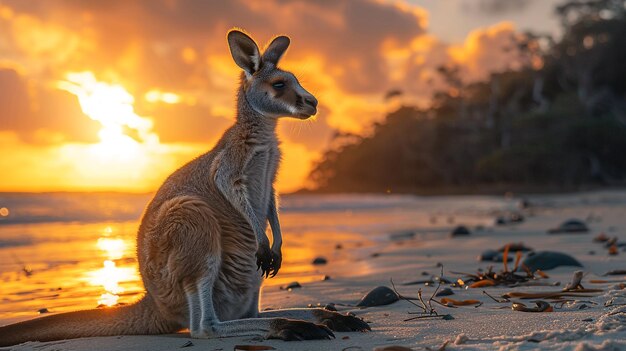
[
  {"x1": 227, "y1": 30, "x2": 261, "y2": 76},
  {"x1": 263, "y1": 36, "x2": 290, "y2": 66}
]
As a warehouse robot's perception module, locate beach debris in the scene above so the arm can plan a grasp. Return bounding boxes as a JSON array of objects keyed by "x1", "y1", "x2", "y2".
[
  {"x1": 356, "y1": 286, "x2": 399, "y2": 307},
  {"x1": 502, "y1": 290, "x2": 601, "y2": 299},
  {"x1": 312, "y1": 257, "x2": 328, "y2": 265},
  {"x1": 179, "y1": 340, "x2": 193, "y2": 348},
  {"x1": 38, "y1": 308, "x2": 49, "y2": 314},
  {"x1": 280, "y1": 282, "x2": 301, "y2": 290},
  {"x1": 439, "y1": 298, "x2": 482, "y2": 307},
  {"x1": 454, "y1": 334, "x2": 469, "y2": 345},
  {"x1": 522, "y1": 251, "x2": 582, "y2": 271},
  {"x1": 389, "y1": 231, "x2": 415, "y2": 241},
  {"x1": 609, "y1": 244, "x2": 619, "y2": 255},
  {"x1": 548, "y1": 219, "x2": 589, "y2": 234},
  {"x1": 435, "y1": 288, "x2": 454, "y2": 297},
  {"x1": 234, "y1": 346, "x2": 276, "y2": 351},
  {"x1": 512, "y1": 301, "x2": 553, "y2": 312},
  {"x1": 603, "y1": 269, "x2": 626, "y2": 276},
  {"x1": 335, "y1": 244, "x2": 343, "y2": 250},
  {"x1": 450, "y1": 225, "x2": 471, "y2": 237},
  {"x1": 322, "y1": 275, "x2": 331, "y2": 281},
  {"x1": 594, "y1": 233, "x2": 610, "y2": 242},
  {"x1": 563, "y1": 271, "x2": 585, "y2": 291}
]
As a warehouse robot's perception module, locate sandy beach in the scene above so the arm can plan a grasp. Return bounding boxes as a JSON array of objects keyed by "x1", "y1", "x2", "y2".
[{"x1": 2, "y1": 191, "x2": 626, "y2": 351}]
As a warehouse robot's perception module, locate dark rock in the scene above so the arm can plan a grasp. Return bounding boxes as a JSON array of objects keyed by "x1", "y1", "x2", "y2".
[
  {"x1": 335, "y1": 244, "x2": 343, "y2": 250},
  {"x1": 38, "y1": 308, "x2": 49, "y2": 314},
  {"x1": 322, "y1": 275, "x2": 331, "y2": 281},
  {"x1": 450, "y1": 225, "x2": 471, "y2": 237},
  {"x1": 496, "y1": 213, "x2": 525, "y2": 225},
  {"x1": 498, "y1": 243, "x2": 533, "y2": 252},
  {"x1": 548, "y1": 219, "x2": 589, "y2": 234},
  {"x1": 435, "y1": 288, "x2": 454, "y2": 297},
  {"x1": 312, "y1": 257, "x2": 328, "y2": 265},
  {"x1": 281, "y1": 282, "x2": 302, "y2": 290},
  {"x1": 478, "y1": 249, "x2": 499, "y2": 261},
  {"x1": 389, "y1": 231, "x2": 415, "y2": 241},
  {"x1": 324, "y1": 303, "x2": 337, "y2": 311},
  {"x1": 478, "y1": 249, "x2": 512, "y2": 262},
  {"x1": 356, "y1": 286, "x2": 399, "y2": 307},
  {"x1": 522, "y1": 251, "x2": 583, "y2": 271}
]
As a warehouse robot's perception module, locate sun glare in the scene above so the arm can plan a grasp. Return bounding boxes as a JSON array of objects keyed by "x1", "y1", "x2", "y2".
[
  {"x1": 86, "y1": 227, "x2": 139, "y2": 307},
  {"x1": 57, "y1": 72, "x2": 159, "y2": 159}
]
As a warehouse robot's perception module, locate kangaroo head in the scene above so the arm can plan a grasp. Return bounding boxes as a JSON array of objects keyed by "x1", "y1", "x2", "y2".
[{"x1": 227, "y1": 29, "x2": 318, "y2": 119}]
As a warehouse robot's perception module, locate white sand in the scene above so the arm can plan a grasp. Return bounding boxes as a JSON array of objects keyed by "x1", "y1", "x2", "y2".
[{"x1": 5, "y1": 191, "x2": 626, "y2": 351}]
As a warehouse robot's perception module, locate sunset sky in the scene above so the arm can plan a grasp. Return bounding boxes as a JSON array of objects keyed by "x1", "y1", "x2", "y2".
[{"x1": 0, "y1": 0, "x2": 563, "y2": 193}]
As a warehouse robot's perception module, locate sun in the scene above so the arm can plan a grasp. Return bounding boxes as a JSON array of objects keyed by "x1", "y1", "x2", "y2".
[{"x1": 57, "y1": 72, "x2": 159, "y2": 160}]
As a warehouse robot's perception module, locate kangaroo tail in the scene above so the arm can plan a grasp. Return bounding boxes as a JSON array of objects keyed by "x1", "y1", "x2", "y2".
[{"x1": 0, "y1": 294, "x2": 179, "y2": 347}]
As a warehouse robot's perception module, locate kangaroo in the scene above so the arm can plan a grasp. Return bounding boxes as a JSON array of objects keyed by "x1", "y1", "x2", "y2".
[{"x1": 0, "y1": 30, "x2": 370, "y2": 346}]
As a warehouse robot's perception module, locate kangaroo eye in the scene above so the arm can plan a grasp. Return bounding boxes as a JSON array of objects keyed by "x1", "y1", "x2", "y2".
[{"x1": 272, "y1": 81, "x2": 286, "y2": 89}]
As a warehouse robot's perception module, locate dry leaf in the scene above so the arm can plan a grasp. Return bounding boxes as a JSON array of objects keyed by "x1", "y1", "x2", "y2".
[
  {"x1": 469, "y1": 280, "x2": 495, "y2": 288},
  {"x1": 440, "y1": 298, "x2": 481, "y2": 306}
]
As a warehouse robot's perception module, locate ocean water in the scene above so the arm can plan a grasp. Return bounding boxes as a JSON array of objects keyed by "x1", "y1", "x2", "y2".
[{"x1": 0, "y1": 192, "x2": 517, "y2": 325}]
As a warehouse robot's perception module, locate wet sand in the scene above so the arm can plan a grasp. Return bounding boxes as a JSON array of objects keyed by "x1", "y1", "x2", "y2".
[{"x1": 2, "y1": 191, "x2": 626, "y2": 350}]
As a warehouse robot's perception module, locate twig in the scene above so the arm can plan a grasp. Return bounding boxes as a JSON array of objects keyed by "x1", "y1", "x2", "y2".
[
  {"x1": 483, "y1": 290, "x2": 508, "y2": 303},
  {"x1": 390, "y1": 278, "x2": 426, "y2": 312}
]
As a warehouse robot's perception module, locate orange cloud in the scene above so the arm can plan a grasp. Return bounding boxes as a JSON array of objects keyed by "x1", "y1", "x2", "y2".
[{"x1": 0, "y1": 1, "x2": 530, "y2": 192}]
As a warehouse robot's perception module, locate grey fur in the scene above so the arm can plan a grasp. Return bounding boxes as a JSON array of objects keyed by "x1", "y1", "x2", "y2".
[{"x1": 0, "y1": 30, "x2": 368, "y2": 346}]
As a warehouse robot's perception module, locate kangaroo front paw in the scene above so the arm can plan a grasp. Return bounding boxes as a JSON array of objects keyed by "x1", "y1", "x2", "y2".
[
  {"x1": 268, "y1": 319, "x2": 335, "y2": 341},
  {"x1": 314, "y1": 310, "x2": 371, "y2": 332},
  {"x1": 256, "y1": 243, "x2": 272, "y2": 277},
  {"x1": 268, "y1": 248, "x2": 282, "y2": 277}
]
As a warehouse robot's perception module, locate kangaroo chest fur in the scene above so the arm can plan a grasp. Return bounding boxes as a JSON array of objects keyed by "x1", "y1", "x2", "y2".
[{"x1": 243, "y1": 143, "x2": 279, "y2": 223}]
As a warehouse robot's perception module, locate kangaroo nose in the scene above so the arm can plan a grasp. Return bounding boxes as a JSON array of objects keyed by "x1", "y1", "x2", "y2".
[{"x1": 304, "y1": 95, "x2": 318, "y2": 108}]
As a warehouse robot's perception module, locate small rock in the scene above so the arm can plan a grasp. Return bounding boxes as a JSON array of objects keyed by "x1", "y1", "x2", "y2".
[
  {"x1": 356, "y1": 286, "x2": 399, "y2": 307},
  {"x1": 322, "y1": 275, "x2": 331, "y2": 281},
  {"x1": 389, "y1": 231, "x2": 415, "y2": 241},
  {"x1": 582, "y1": 318, "x2": 593, "y2": 322},
  {"x1": 324, "y1": 303, "x2": 337, "y2": 311},
  {"x1": 450, "y1": 225, "x2": 471, "y2": 237},
  {"x1": 280, "y1": 282, "x2": 301, "y2": 290},
  {"x1": 312, "y1": 257, "x2": 328, "y2": 265},
  {"x1": 179, "y1": 340, "x2": 193, "y2": 348},
  {"x1": 435, "y1": 288, "x2": 454, "y2": 297},
  {"x1": 548, "y1": 219, "x2": 589, "y2": 234},
  {"x1": 335, "y1": 244, "x2": 343, "y2": 250},
  {"x1": 38, "y1": 308, "x2": 49, "y2": 314},
  {"x1": 478, "y1": 249, "x2": 512, "y2": 262},
  {"x1": 522, "y1": 251, "x2": 583, "y2": 271},
  {"x1": 498, "y1": 243, "x2": 533, "y2": 252}
]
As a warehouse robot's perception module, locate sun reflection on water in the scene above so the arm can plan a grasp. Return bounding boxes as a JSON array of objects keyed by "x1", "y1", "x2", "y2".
[{"x1": 86, "y1": 227, "x2": 139, "y2": 307}]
